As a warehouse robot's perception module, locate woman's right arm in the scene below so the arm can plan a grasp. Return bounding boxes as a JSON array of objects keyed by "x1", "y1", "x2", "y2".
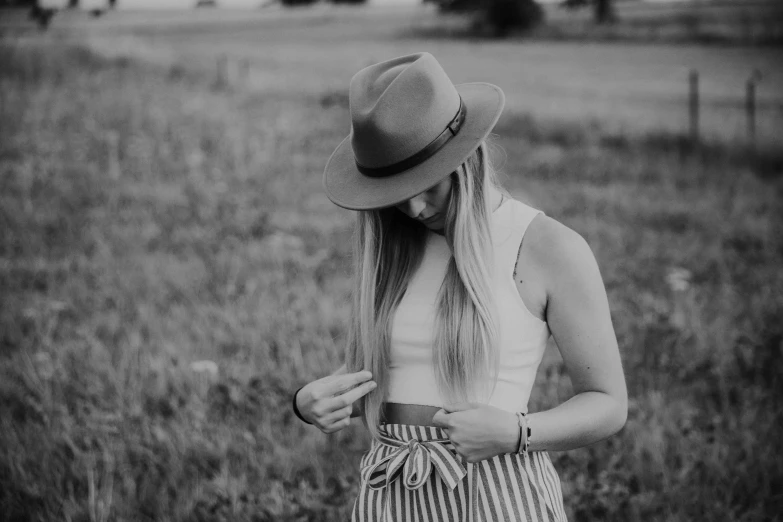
[{"x1": 295, "y1": 367, "x2": 376, "y2": 432}]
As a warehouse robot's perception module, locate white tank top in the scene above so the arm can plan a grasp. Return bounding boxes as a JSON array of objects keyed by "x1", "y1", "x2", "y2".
[{"x1": 387, "y1": 197, "x2": 550, "y2": 413}]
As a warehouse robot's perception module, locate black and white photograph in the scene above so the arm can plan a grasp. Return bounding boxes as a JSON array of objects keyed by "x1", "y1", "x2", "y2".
[{"x1": 1, "y1": 0, "x2": 781, "y2": 520}]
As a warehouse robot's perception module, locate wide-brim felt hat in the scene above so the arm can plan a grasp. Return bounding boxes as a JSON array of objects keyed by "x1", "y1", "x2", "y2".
[{"x1": 323, "y1": 52, "x2": 505, "y2": 211}]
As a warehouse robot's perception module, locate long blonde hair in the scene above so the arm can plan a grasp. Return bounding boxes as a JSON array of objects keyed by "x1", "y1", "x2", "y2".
[{"x1": 345, "y1": 141, "x2": 506, "y2": 440}]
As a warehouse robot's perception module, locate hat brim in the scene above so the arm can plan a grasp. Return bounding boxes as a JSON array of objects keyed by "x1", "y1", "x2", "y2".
[{"x1": 323, "y1": 82, "x2": 505, "y2": 211}]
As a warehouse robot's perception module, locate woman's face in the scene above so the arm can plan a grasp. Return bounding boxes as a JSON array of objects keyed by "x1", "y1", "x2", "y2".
[{"x1": 394, "y1": 175, "x2": 453, "y2": 232}]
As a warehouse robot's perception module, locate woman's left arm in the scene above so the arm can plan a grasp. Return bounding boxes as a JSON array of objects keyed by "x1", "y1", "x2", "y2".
[
  {"x1": 524, "y1": 216, "x2": 628, "y2": 452},
  {"x1": 432, "y1": 216, "x2": 627, "y2": 460}
]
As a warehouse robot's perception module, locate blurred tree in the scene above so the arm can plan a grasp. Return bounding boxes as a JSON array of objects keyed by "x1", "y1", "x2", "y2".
[
  {"x1": 561, "y1": 0, "x2": 616, "y2": 25},
  {"x1": 331, "y1": 0, "x2": 367, "y2": 4},
  {"x1": 0, "y1": 0, "x2": 37, "y2": 6},
  {"x1": 28, "y1": 2, "x2": 56, "y2": 29},
  {"x1": 280, "y1": 0, "x2": 317, "y2": 6},
  {"x1": 108, "y1": 0, "x2": 117, "y2": 8},
  {"x1": 433, "y1": 0, "x2": 544, "y2": 37},
  {"x1": 68, "y1": 0, "x2": 78, "y2": 7},
  {"x1": 595, "y1": 0, "x2": 614, "y2": 24},
  {"x1": 485, "y1": 0, "x2": 543, "y2": 36}
]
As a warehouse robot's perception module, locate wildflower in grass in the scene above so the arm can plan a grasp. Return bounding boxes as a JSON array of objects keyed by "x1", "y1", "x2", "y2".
[
  {"x1": 666, "y1": 267, "x2": 692, "y2": 292},
  {"x1": 191, "y1": 360, "x2": 219, "y2": 376}
]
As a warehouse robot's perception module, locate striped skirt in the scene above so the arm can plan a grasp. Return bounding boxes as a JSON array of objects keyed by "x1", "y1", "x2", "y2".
[{"x1": 351, "y1": 423, "x2": 567, "y2": 522}]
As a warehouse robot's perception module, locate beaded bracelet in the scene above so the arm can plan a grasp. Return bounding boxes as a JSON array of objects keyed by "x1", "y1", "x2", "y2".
[
  {"x1": 515, "y1": 412, "x2": 531, "y2": 455},
  {"x1": 292, "y1": 385, "x2": 312, "y2": 425}
]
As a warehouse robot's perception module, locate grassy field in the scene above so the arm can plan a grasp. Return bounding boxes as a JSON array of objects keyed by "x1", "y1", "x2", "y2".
[{"x1": 1, "y1": 10, "x2": 783, "y2": 522}]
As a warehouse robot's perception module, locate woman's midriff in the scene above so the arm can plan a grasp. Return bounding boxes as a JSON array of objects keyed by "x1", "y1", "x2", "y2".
[{"x1": 382, "y1": 402, "x2": 442, "y2": 427}]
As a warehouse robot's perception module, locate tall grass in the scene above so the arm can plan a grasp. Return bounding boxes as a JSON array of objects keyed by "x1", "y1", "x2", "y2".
[{"x1": 1, "y1": 37, "x2": 781, "y2": 521}]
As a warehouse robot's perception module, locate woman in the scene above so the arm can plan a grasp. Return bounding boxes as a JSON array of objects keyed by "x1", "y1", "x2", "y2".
[{"x1": 293, "y1": 53, "x2": 627, "y2": 522}]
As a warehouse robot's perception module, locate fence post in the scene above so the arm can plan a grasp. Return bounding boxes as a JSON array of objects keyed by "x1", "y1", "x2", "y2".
[
  {"x1": 746, "y1": 69, "x2": 762, "y2": 151},
  {"x1": 689, "y1": 69, "x2": 699, "y2": 148},
  {"x1": 215, "y1": 54, "x2": 228, "y2": 89},
  {"x1": 240, "y1": 58, "x2": 250, "y2": 85},
  {"x1": 107, "y1": 131, "x2": 121, "y2": 181}
]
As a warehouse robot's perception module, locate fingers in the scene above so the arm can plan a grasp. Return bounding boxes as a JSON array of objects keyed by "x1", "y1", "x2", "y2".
[
  {"x1": 442, "y1": 402, "x2": 480, "y2": 413},
  {"x1": 431, "y1": 409, "x2": 450, "y2": 429},
  {"x1": 322, "y1": 370, "x2": 373, "y2": 397},
  {"x1": 322, "y1": 415, "x2": 352, "y2": 434},
  {"x1": 332, "y1": 379, "x2": 376, "y2": 408},
  {"x1": 305, "y1": 375, "x2": 376, "y2": 433},
  {"x1": 320, "y1": 404, "x2": 353, "y2": 426},
  {"x1": 319, "y1": 405, "x2": 353, "y2": 433}
]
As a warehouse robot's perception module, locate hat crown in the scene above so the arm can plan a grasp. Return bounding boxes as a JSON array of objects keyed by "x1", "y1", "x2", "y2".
[{"x1": 349, "y1": 53, "x2": 461, "y2": 169}]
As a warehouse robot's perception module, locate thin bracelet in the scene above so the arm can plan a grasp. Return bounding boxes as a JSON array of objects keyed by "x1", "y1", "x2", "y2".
[
  {"x1": 515, "y1": 412, "x2": 530, "y2": 454},
  {"x1": 292, "y1": 385, "x2": 312, "y2": 425}
]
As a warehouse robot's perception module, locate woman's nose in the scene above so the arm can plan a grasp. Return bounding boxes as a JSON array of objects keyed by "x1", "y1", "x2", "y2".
[{"x1": 398, "y1": 196, "x2": 426, "y2": 219}]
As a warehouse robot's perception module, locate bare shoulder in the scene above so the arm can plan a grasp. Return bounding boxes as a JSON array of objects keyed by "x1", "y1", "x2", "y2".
[
  {"x1": 523, "y1": 214, "x2": 594, "y2": 267},
  {"x1": 520, "y1": 214, "x2": 602, "y2": 296}
]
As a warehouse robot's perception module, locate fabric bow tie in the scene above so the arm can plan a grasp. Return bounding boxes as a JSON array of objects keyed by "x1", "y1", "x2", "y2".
[{"x1": 362, "y1": 434, "x2": 467, "y2": 492}]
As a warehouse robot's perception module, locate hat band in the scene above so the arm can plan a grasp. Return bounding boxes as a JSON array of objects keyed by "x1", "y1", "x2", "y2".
[{"x1": 356, "y1": 97, "x2": 466, "y2": 179}]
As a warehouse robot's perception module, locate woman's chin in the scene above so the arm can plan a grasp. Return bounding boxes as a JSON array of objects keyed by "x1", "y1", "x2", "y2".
[{"x1": 427, "y1": 223, "x2": 445, "y2": 235}]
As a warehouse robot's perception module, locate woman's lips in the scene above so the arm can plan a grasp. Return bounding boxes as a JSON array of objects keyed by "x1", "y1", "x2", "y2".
[{"x1": 421, "y1": 213, "x2": 440, "y2": 224}]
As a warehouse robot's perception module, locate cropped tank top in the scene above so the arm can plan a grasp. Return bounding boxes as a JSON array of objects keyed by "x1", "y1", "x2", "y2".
[{"x1": 386, "y1": 197, "x2": 550, "y2": 413}]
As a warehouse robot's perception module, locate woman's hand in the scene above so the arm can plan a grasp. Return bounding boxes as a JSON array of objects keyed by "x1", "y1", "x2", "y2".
[
  {"x1": 295, "y1": 370, "x2": 376, "y2": 434},
  {"x1": 431, "y1": 403, "x2": 519, "y2": 463}
]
